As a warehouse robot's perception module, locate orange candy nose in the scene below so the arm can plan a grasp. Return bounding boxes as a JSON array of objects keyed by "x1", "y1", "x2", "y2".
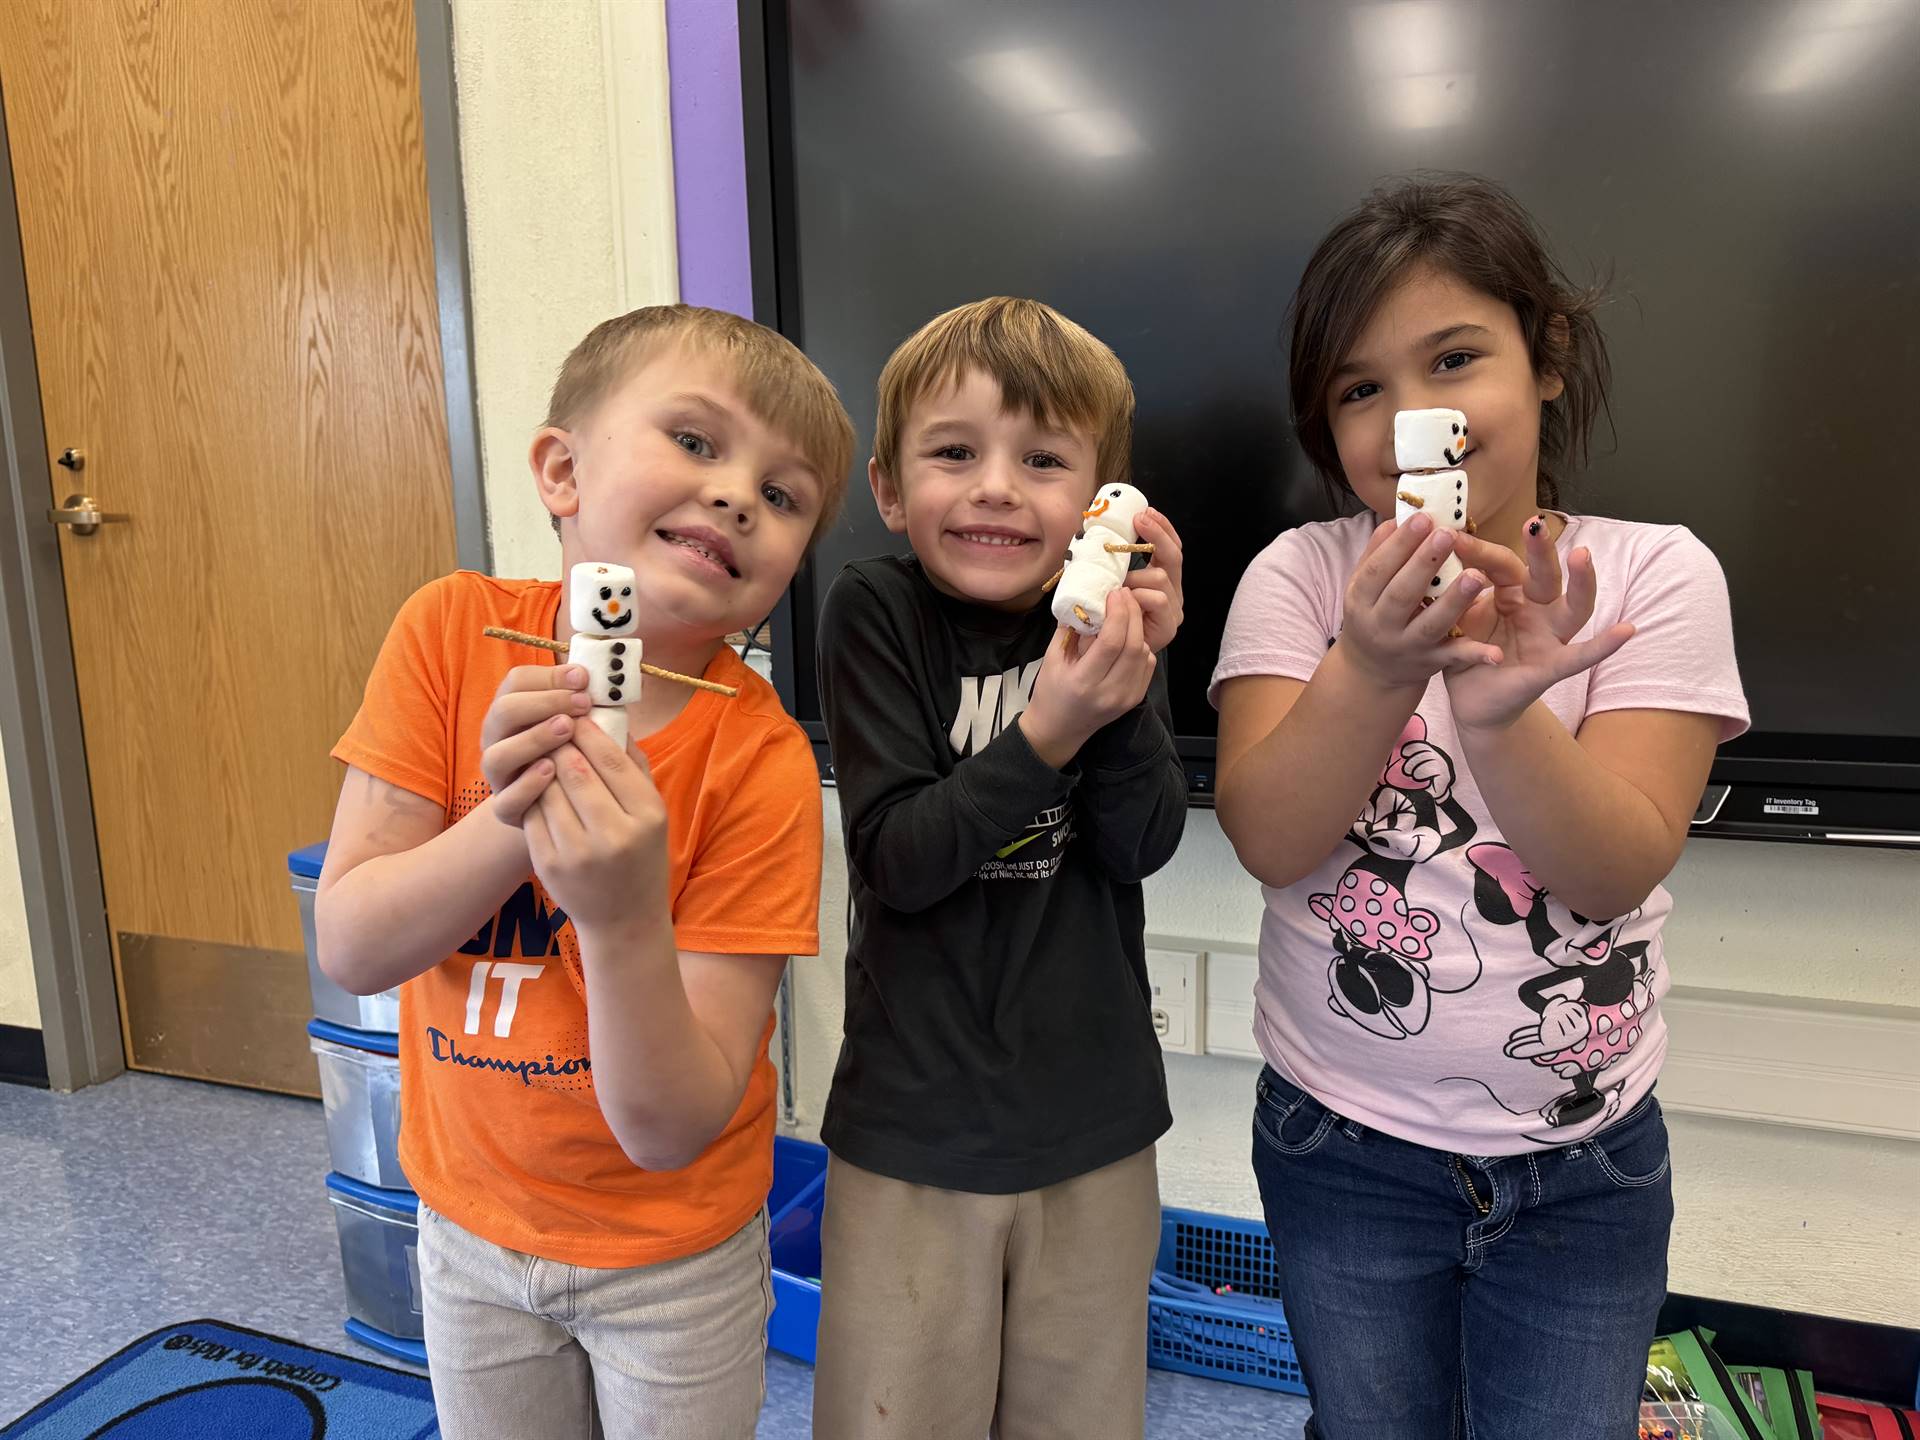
[{"x1": 607, "y1": 601, "x2": 622, "y2": 614}]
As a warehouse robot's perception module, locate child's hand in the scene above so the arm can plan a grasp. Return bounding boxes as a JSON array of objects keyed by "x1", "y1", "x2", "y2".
[
  {"x1": 1123, "y1": 508, "x2": 1185, "y2": 653},
  {"x1": 1444, "y1": 518, "x2": 1635, "y2": 733},
  {"x1": 1337, "y1": 515, "x2": 1508, "y2": 692},
  {"x1": 480, "y1": 664, "x2": 595, "y2": 826},
  {"x1": 1019, "y1": 588, "x2": 1157, "y2": 768},
  {"x1": 524, "y1": 717, "x2": 670, "y2": 935}
]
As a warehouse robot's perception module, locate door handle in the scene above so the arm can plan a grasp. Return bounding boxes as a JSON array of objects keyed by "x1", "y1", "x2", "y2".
[{"x1": 48, "y1": 493, "x2": 129, "y2": 537}]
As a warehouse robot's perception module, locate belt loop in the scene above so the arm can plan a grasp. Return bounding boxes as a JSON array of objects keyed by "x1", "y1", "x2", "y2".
[{"x1": 1342, "y1": 1118, "x2": 1366, "y2": 1142}]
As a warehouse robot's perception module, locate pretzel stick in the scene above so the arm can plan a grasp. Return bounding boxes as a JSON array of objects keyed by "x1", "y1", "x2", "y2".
[
  {"x1": 1041, "y1": 568, "x2": 1063, "y2": 594},
  {"x1": 1104, "y1": 542, "x2": 1155, "y2": 555},
  {"x1": 1397, "y1": 490, "x2": 1426, "y2": 509},
  {"x1": 482, "y1": 626, "x2": 740, "y2": 698}
]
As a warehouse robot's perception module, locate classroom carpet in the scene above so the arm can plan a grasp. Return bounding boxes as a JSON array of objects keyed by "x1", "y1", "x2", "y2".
[{"x1": 0, "y1": 1318, "x2": 436, "y2": 1439}]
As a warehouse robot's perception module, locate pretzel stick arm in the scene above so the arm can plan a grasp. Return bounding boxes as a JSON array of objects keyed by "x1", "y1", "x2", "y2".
[
  {"x1": 639, "y1": 662, "x2": 738, "y2": 697},
  {"x1": 481, "y1": 626, "x2": 739, "y2": 698},
  {"x1": 484, "y1": 625, "x2": 568, "y2": 654}
]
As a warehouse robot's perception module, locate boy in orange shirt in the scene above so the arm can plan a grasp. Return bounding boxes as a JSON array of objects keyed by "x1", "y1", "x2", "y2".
[{"x1": 317, "y1": 305, "x2": 853, "y2": 1439}]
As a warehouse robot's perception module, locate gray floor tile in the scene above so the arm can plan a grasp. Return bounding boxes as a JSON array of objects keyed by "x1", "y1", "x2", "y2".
[{"x1": 0, "y1": 1073, "x2": 1312, "y2": 1436}]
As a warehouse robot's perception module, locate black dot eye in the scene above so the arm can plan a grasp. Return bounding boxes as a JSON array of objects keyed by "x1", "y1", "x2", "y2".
[
  {"x1": 621, "y1": 588, "x2": 631, "y2": 597},
  {"x1": 599, "y1": 587, "x2": 612, "y2": 600},
  {"x1": 1451, "y1": 423, "x2": 1460, "y2": 434}
]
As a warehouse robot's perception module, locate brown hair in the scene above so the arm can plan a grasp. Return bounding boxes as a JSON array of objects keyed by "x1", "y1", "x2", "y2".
[
  {"x1": 873, "y1": 296, "x2": 1134, "y2": 491},
  {"x1": 1288, "y1": 174, "x2": 1612, "y2": 508},
  {"x1": 544, "y1": 304, "x2": 855, "y2": 541}
]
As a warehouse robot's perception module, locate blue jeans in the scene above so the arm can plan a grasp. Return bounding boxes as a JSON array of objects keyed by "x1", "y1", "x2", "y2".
[{"x1": 1250, "y1": 1067, "x2": 1671, "y2": 1440}]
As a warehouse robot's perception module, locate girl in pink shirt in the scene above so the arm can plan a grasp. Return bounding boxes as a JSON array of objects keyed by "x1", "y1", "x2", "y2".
[{"x1": 1212, "y1": 175, "x2": 1746, "y2": 1438}]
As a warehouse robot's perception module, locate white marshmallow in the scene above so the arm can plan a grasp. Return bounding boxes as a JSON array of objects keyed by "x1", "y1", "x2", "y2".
[
  {"x1": 1052, "y1": 534, "x2": 1130, "y2": 636},
  {"x1": 570, "y1": 562, "x2": 639, "y2": 637},
  {"x1": 1395, "y1": 471, "x2": 1470, "y2": 596},
  {"x1": 1050, "y1": 487, "x2": 1152, "y2": 636},
  {"x1": 568, "y1": 633, "x2": 642, "y2": 707},
  {"x1": 1080, "y1": 483, "x2": 1149, "y2": 541},
  {"x1": 584, "y1": 705, "x2": 629, "y2": 752},
  {"x1": 1394, "y1": 409, "x2": 1470, "y2": 473}
]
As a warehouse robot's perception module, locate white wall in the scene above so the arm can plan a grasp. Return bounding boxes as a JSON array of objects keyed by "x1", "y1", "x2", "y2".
[
  {"x1": 0, "y1": 760, "x2": 38, "y2": 1027},
  {"x1": 447, "y1": 0, "x2": 676, "y2": 581},
  {"x1": 789, "y1": 797, "x2": 1920, "y2": 1327}
]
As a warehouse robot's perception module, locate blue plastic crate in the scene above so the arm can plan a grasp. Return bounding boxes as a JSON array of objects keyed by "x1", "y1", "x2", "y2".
[
  {"x1": 1148, "y1": 1206, "x2": 1304, "y2": 1395},
  {"x1": 767, "y1": 1139, "x2": 827, "y2": 1363},
  {"x1": 770, "y1": 1135, "x2": 828, "y2": 1221},
  {"x1": 345, "y1": 1317, "x2": 428, "y2": 1369}
]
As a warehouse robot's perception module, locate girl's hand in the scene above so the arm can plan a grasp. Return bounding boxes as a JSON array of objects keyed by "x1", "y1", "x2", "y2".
[
  {"x1": 1445, "y1": 517, "x2": 1635, "y2": 733},
  {"x1": 524, "y1": 718, "x2": 671, "y2": 935},
  {"x1": 1123, "y1": 508, "x2": 1185, "y2": 653},
  {"x1": 1337, "y1": 514, "x2": 1507, "y2": 693}
]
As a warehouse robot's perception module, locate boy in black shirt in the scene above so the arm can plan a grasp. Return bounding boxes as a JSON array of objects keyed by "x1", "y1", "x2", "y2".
[{"x1": 812, "y1": 297, "x2": 1187, "y2": 1439}]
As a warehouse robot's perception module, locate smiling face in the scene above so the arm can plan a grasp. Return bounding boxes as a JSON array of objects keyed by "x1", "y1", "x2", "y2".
[
  {"x1": 1327, "y1": 265, "x2": 1563, "y2": 546},
  {"x1": 869, "y1": 368, "x2": 1098, "y2": 610},
  {"x1": 534, "y1": 345, "x2": 824, "y2": 647},
  {"x1": 569, "y1": 562, "x2": 639, "y2": 636}
]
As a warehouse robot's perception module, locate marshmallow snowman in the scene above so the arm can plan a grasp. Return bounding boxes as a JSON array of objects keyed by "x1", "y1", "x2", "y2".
[
  {"x1": 1392, "y1": 409, "x2": 1471, "y2": 597},
  {"x1": 1394, "y1": 408, "x2": 1470, "y2": 472},
  {"x1": 568, "y1": 562, "x2": 641, "y2": 747},
  {"x1": 1051, "y1": 483, "x2": 1150, "y2": 637}
]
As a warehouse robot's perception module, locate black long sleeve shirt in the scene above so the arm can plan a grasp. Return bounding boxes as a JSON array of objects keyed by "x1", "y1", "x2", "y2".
[{"x1": 817, "y1": 555, "x2": 1183, "y2": 1192}]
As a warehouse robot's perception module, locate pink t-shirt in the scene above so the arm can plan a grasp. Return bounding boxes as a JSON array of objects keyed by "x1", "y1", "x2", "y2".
[{"x1": 1210, "y1": 513, "x2": 1748, "y2": 1155}]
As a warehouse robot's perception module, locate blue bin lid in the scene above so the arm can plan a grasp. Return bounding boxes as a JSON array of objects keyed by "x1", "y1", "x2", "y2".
[
  {"x1": 307, "y1": 1018, "x2": 400, "y2": 1055},
  {"x1": 287, "y1": 842, "x2": 328, "y2": 879},
  {"x1": 324, "y1": 1170, "x2": 418, "y2": 1217}
]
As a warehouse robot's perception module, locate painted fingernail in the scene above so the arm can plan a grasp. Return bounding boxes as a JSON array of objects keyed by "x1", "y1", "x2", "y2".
[{"x1": 1527, "y1": 517, "x2": 1544, "y2": 537}]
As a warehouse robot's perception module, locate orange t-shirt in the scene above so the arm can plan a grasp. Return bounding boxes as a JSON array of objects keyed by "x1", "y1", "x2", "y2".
[{"x1": 332, "y1": 571, "x2": 822, "y2": 1268}]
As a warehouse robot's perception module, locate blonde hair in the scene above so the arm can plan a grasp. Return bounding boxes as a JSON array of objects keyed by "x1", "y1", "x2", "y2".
[
  {"x1": 544, "y1": 304, "x2": 855, "y2": 540},
  {"x1": 873, "y1": 297, "x2": 1134, "y2": 490}
]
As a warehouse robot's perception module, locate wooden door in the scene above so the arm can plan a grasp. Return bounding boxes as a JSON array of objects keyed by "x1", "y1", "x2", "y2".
[{"x1": 0, "y1": 0, "x2": 459, "y2": 1093}]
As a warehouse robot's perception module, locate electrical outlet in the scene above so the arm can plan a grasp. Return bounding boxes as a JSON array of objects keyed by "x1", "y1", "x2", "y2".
[{"x1": 1146, "y1": 947, "x2": 1204, "y2": 1055}]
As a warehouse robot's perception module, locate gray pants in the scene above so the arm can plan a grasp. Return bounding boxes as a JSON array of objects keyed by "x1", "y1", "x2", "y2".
[
  {"x1": 416, "y1": 1201, "x2": 772, "y2": 1440},
  {"x1": 812, "y1": 1146, "x2": 1161, "y2": 1440}
]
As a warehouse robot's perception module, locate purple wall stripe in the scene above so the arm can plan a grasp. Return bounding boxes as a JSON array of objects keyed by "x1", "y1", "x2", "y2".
[{"x1": 666, "y1": 0, "x2": 755, "y2": 320}]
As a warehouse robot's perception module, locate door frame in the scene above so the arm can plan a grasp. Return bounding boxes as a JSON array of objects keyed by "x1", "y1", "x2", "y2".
[{"x1": 0, "y1": 0, "x2": 490, "y2": 1091}]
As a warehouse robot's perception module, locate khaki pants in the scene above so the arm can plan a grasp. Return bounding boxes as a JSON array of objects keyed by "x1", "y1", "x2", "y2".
[
  {"x1": 812, "y1": 1146, "x2": 1161, "y2": 1440},
  {"x1": 416, "y1": 1201, "x2": 772, "y2": 1440}
]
